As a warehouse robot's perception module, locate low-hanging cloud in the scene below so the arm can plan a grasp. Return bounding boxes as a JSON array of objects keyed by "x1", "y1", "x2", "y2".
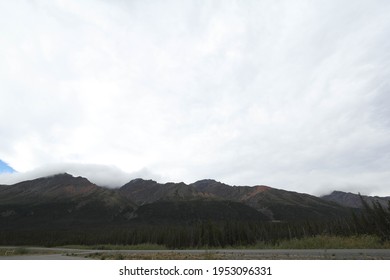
[
  {"x1": 1, "y1": 0, "x2": 390, "y2": 195},
  {"x1": 0, "y1": 163, "x2": 160, "y2": 188}
]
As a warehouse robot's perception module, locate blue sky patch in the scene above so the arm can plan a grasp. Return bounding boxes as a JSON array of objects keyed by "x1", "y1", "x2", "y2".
[{"x1": 0, "y1": 160, "x2": 15, "y2": 173}]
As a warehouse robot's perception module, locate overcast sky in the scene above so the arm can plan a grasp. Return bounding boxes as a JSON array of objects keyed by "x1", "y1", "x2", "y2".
[{"x1": 1, "y1": 0, "x2": 390, "y2": 195}]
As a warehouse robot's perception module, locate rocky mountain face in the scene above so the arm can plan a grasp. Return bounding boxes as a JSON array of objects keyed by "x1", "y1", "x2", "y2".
[
  {"x1": 118, "y1": 178, "x2": 350, "y2": 221},
  {"x1": 190, "y1": 180, "x2": 350, "y2": 220},
  {"x1": 1, "y1": 173, "x2": 380, "y2": 231}
]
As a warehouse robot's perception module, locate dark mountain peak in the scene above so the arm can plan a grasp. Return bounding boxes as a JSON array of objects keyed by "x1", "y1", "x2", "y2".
[
  {"x1": 119, "y1": 178, "x2": 161, "y2": 204},
  {"x1": 253, "y1": 184, "x2": 271, "y2": 188},
  {"x1": 191, "y1": 179, "x2": 229, "y2": 190},
  {"x1": 11, "y1": 172, "x2": 92, "y2": 187},
  {"x1": 36, "y1": 173, "x2": 95, "y2": 190},
  {"x1": 0, "y1": 172, "x2": 99, "y2": 204},
  {"x1": 328, "y1": 190, "x2": 353, "y2": 196},
  {"x1": 322, "y1": 190, "x2": 358, "y2": 198},
  {"x1": 46, "y1": 172, "x2": 91, "y2": 183},
  {"x1": 192, "y1": 179, "x2": 219, "y2": 184},
  {"x1": 165, "y1": 181, "x2": 187, "y2": 187},
  {"x1": 121, "y1": 178, "x2": 158, "y2": 189},
  {"x1": 51, "y1": 172, "x2": 73, "y2": 178},
  {"x1": 192, "y1": 179, "x2": 223, "y2": 184},
  {"x1": 130, "y1": 178, "x2": 154, "y2": 183}
]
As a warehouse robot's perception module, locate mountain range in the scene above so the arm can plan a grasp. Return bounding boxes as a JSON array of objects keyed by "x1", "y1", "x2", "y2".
[{"x1": 1, "y1": 173, "x2": 389, "y2": 231}]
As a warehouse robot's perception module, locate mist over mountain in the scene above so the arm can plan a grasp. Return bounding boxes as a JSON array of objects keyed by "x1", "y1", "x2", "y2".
[{"x1": 0, "y1": 163, "x2": 160, "y2": 188}]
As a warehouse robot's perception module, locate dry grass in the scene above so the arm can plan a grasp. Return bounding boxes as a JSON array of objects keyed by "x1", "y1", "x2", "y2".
[
  {"x1": 61, "y1": 243, "x2": 168, "y2": 250},
  {"x1": 254, "y1": 235, "x2": 390, "y2": 249},
  {"x1": 85, "y1": 251, "x2": 222, "y2": 260},
  {"x1": 0, "y1": 247, "x2": 62, "y2": 256}
]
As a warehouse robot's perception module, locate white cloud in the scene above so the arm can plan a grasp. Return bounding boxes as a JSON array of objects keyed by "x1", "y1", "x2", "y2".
[
  {"x1": 1, "y1": 0, "x2": 390, "y2": 195},
  {"x1": 0, "y1": 162, "x2": 160, "y2": 188}
]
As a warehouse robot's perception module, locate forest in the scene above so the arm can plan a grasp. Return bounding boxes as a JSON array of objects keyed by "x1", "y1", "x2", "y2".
[{"x1": 1, "y1": 196, "x2": 389, "y2": 249}]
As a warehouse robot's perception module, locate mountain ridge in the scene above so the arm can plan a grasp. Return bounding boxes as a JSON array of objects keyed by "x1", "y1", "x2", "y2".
[
  {"x1": 2, "y1": 173, "x2": 388, "y2": 205},
  {"x1": 1, "y1": 173, "x2": 388, "y2": 248},
  {"x1": 1, "y1": 173, "x2": 389, "y2": 230}
]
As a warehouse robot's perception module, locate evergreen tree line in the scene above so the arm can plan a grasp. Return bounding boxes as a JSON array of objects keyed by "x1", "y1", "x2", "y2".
[
  {"x1": 352, "y1": 196, "x2": 390, "y2": 241},
  {"x1": 0, "y1": 218, "x2": 358, "y2": 248},
  {"x1": 1, "y1": 197, "x2": 389, "y2": 248}
]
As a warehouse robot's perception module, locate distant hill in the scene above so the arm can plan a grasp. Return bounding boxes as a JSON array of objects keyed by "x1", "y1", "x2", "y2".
[{"x1": 321, "y1": 191, "x2": 390, "y2": 209}]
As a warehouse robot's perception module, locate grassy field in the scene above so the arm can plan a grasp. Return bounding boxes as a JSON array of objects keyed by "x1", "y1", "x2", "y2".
[
  {"x1": 61, "y1": 234, "x2": 390, "y2": 254},
  {"x1": 253, "y1": 235, "x2": 390, "y2": 249},
  {"x1": 61, "y1": 243, "x2": 168, "y2": 250},
  {"x1": 61, "y1": 235, "x2": 390, "y2": 251},
  {"x1": 82, "y1": 235, "x2": 390, "y2": 260},
  {"x1": 0, "y1": 247, "x2": 29, "y2": 256},
  {"x1": 84, "y1": 251, "x2": 222, "y2": 260},
  {"x1": 3, "y1": 235, "x2": 389, "y2": 259},
  {"x1": 0, "y1": 247, "x2": 63, "y2": 256}
]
